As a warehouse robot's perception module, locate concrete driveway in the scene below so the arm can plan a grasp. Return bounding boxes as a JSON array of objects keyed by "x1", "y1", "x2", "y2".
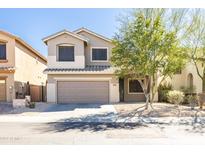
[{"x1": 0, "y1": 103, "x2": 117, "y2": 123}]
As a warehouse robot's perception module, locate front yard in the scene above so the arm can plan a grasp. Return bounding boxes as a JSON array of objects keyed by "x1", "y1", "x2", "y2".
[
  {"x1": 114, "y1": 102, "x2": 205, "y2": 117},
  {"x1": 1, "y1": 102, "x2": 205, "y2": 144}
]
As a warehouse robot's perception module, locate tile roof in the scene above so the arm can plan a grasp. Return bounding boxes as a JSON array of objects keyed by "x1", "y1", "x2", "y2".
[
  {"x1": 0, "y1": 67, "x2": 15, "y2": 71},
  {"x1": 44, "y1": 65, "x2": 112, "y2": 73}
]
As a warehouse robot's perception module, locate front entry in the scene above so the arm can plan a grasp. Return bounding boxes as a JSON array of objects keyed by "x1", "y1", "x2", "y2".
[
  {"x1": 0, "y1": 79, "x2": 6, "y2": 102},
  {"x1": 120, "y1": 77, "x2": 146, "y2": 102},
  {"x1": 119, "y1": 78, "x2": 124, "y2": 102}
]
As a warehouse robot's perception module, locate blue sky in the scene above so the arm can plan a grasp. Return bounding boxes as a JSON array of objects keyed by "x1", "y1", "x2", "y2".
[{"x1": 0, "y1": 8, "x2": 128, "y2": 57}]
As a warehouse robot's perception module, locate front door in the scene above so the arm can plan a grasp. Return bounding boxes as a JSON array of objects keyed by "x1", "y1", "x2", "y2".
[
  {"x1": 119, "y1": 78, "x2": 124, "y2": 102},
  {"x1": 0, "y1": 79, "x2": 6, "y2": 102}
]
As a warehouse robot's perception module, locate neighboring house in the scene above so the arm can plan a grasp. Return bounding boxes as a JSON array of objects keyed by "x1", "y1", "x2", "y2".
[
  {"x1": 168, "y1": 62, "x2": 203, "y2": 93},
  {"x1": 0, "y1": 30, "x2": 47, "y2": 103},
  {"x1": 43, "y1": 28, "x2": 147, "y2": 104}
]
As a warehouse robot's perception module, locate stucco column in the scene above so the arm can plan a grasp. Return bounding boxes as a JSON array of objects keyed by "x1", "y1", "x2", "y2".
[
  {"x1": 47, "y1": 82, "x2": 56, "y2": 103},
  {"x1": 109, "y1": 77, "x2": 120, "y2": 103}
]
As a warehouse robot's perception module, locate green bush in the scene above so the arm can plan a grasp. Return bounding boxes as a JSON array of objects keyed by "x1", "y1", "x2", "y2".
[
  {"x1": 158, "y1": 82, "x2": 172, "y2": 102},
  {"x1": 167, "y1": 90, "x2": 184, "y2": 105},
  {"x1": 180, "y1": 86, "x2": 196, "y2": 94},
  {"x1": 29, "y1": 102, "x2": 35, "y2": 108}
]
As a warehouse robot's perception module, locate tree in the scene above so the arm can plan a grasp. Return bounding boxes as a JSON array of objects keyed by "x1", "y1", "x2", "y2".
[
  {"x1": 185, "y1": 9, "x2": 205, "y2": 92},
  {"x1": 111, "y1": 9, "x2": 187, "y2": 109}
]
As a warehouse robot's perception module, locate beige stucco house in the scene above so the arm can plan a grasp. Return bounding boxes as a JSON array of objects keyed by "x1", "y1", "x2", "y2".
[
  {"x1": 0, "y1": 30, "x2": 47, "y2": 103},
  {"x1": 44, "y1": 28, "x2": 147, "y2": 104},
  {"x1": 167, "y1": 62, "x2": 203, "y2": 93},
  {"x1": 43, "y1": 27, "x2": 204, "y2": 104}
]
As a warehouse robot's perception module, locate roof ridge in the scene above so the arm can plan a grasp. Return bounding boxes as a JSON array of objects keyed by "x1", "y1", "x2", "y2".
[
  {"x1": 42, "y1": 29, "x2": 89, "y2": 45},
  {"x1": 73, "y1": 27, "x2": 112, "y2": 42}
]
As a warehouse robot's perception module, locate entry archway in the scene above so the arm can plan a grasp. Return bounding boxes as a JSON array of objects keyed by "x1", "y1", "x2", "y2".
[{"x1": 187, "y1": 73, "x2": 193, "y2": 89}]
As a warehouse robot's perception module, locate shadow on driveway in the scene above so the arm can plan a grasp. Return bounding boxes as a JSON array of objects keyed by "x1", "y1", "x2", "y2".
[
  {"x1": 35, "y1": 111, "x2": 149, "y2": 133},
  {"x1": 36, "y1": 111, "x2": 205, "y2": 134}
]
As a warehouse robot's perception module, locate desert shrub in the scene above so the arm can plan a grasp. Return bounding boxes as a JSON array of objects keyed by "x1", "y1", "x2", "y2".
[
  {"x1": 186, "y1": 95, "x2": 198, "y2": 109},
  {"x1": 180, "y1": 86, "x2": 196, "y2": 104},
  {"x1": 29, "y1": 102, "x2": 35, "y2": 108},
  {"x1": 167, "y1": 90, "x2": 184, "y2": 105},
  {"x1": 180, "y1": 85, "x2": 196, "y2": 94},
  {"x1": 158, "y1": 82, "x2": 172, "y2": 102}
]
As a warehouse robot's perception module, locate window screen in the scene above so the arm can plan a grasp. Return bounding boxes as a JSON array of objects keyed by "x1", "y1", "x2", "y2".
[
  {"x1": 58, "y1": 46, "x2": 74, "y2": 61},
  {"x1": 92, "y1": 48, "x2": 107, "y2": 61},
  {"x1": 0, "y1": 44, "x2": 6, "y2": 60}
]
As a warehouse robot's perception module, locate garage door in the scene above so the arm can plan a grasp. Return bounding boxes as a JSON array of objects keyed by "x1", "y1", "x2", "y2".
[
  {"x1": 57, "y1": 81, "x2": 109, "y2": 104},
  {"x1": 0, "y1": 79, "x2": 6, "y2": 102}
]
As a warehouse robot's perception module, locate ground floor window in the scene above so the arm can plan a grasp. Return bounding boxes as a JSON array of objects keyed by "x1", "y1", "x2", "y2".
[{"x1": 128, "y1": 79, "x2": 144, "y2": 94}]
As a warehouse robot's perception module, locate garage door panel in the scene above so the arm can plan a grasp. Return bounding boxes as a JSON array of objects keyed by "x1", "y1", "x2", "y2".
[
  {"x1": 0, "y1": 80, "x2": 6, "y2": 102},
  {"x1": 57, "y1": 81, "x2": 109, "y2": 103}
]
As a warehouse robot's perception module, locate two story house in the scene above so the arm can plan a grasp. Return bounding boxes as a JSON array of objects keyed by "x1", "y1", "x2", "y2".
[
  {"x1": 0, "y1": 30, "x2": 47, "y2": 103},
  {"x1": 43, "y1": 28, "x2": 146, "y2": 104}
]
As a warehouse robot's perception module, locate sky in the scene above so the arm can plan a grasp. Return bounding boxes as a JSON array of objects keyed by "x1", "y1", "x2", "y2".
[{"x1": 0, "y1": 8, "x2": 129, "y2": 57}]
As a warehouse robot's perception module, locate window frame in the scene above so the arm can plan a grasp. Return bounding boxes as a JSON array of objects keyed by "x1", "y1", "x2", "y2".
[
  {"x1": 57, "y1": 44, "x2": 75, "y2": 62},
  {"x1": 128, "y1": 78, "x2": 144, "y2": 94},
  {"x1": 90, "y1": 47, "x2": 108, "y2": 62},
  {"x1": 0, "y1": 42, "x2": 7, "y2": 61}
]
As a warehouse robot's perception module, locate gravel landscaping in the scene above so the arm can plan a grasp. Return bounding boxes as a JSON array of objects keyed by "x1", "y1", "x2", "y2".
[{"x1": 114, "y1": 102, "x2": 205, "y2": 117}]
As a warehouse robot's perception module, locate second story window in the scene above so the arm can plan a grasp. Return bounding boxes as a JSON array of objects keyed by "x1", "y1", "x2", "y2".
[
  {"x1": 0, "y1": 43, "x2": 6, "y2": 60},
  {"x1": 91, "y1": 48, "x2": 108, "y2": 62},
  {"x1": 58, "y1": 45, "x2": 74, "y2": 62}
]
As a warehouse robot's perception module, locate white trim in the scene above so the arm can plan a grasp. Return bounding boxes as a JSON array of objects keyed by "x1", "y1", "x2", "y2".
[
  {"x1": 90, "y1": 47, "x2": 109, "y2": 62},
  {"x1": 127, "y1": 78, "x2": 144, "y2": 94},
  {"x1": 44, "y1": 71, "x2": 114, "y2": 75},
  {"x1": 58, "y1": 43, "x2": 75, "y2": 47},
  {"x1": 54, "y1": 77, "x2": 112, "y2": 81},
  {"x1": 42, "y1": 29, "x2": 88, "y2": 44},
  {"x1": 74, "y1": 28, "x2": 112, "y2": 42}
]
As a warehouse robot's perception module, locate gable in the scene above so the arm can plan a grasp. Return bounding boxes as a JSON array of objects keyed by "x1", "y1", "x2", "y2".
[
  {"x1": 46, "y1": 33, "x2": 85, "y2": 48},
  {"x1": 74, "y1": 28, "x2": 112, "y2": 43},
  {"x1": 76, "y1": 31, "x2": 114, "y2": 47},
  {"x1": 0, "y1": 30, "x2": 47, "y2": 63},
  {"x1": 43, "y1": 30, "x2": 89, "y2": 45}
]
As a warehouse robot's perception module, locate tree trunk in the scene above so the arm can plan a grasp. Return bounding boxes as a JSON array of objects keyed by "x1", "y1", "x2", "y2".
[
  {"x1": 138, "y1": 77, "x2": 150, "y2": 110},
  {"x1": 203, "y1": 73, "x2": 205, "y2": 92},
  {"x1": 150, "y1": 74, "x2": 158, "y2": 104},
  {"x1": 199, "y1": 73, "x2": 205, "y2": 109}
]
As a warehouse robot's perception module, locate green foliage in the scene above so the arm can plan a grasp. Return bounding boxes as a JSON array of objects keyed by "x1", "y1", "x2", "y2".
[
  {"x1": 167, "y1": 90, "x2": 184, "y2": 105},
  {"x1": 186, "y1": 95, "x2": 198, "y2": 104},
  {"x1": 184, "y1": 9, "x2": 205, "y2": 91},
  {"x1": 158, "y1": 82, "x2": 173, "y2": 102},
  {"x1": 180, "y1": 85, "x2": 196, "y2": 94},
  {"x1": 28, "y1": 102, "x2": 35, "y2": 109},
  {"x1": 112, "y1": 12, "x2": 179, "y2": 77},
  {"x1": 158, "y1": 82, "x2": 173, "y2": 91},
  {"x1": 111, "y1": 9, "x2": 188, "y2": 102}
]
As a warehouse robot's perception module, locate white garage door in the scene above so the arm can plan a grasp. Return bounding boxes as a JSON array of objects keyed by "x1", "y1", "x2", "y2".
[{"x1": 57, "y1": 81, "x2": 109, "y2": 103}]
